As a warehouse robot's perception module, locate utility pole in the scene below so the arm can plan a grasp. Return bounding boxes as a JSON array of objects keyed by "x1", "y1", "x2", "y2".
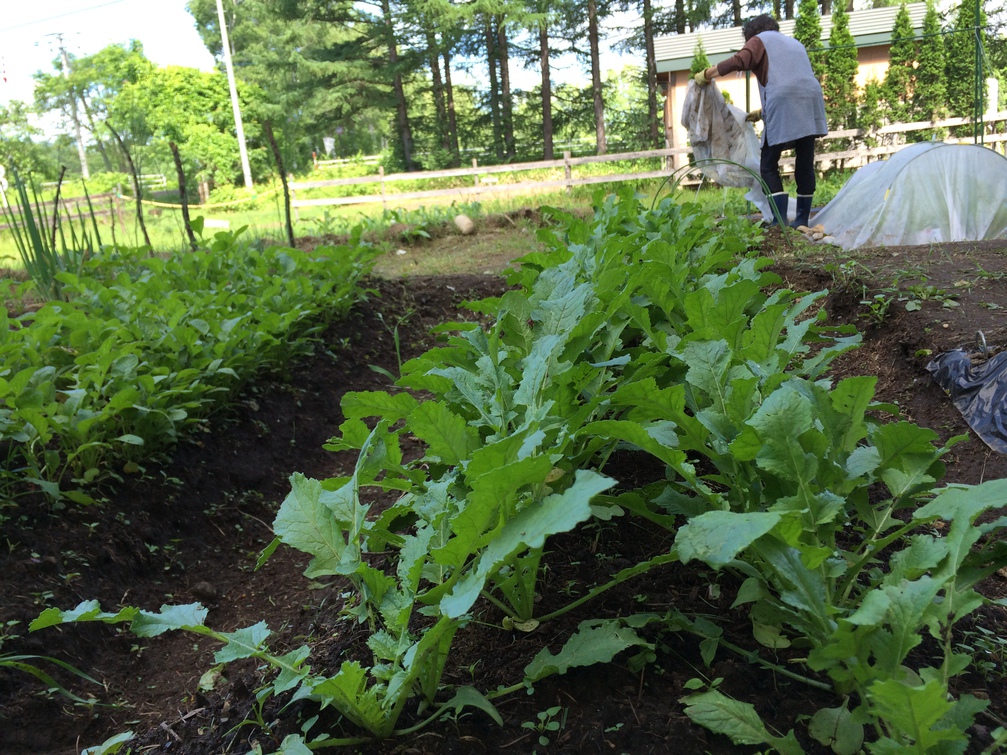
[
  {"x1": 49, "y1": 33, "x2": 89, "y2": 179},
  {"x1": 215, "y1": 0, "x2": 253, "y2": 189}
]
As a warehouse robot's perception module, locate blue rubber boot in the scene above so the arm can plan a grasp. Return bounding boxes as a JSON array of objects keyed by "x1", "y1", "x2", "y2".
[
  {"x1": 790, "y1": 194, "x2": 813, "y2": 229},
  {"x1": 767, "y1": 192, "x2": 788, "y2": 227}
]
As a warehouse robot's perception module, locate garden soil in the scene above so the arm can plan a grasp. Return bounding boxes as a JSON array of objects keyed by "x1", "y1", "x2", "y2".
[{"x1": 4, "y1": 225, "x2": 1007, "y2": 754}]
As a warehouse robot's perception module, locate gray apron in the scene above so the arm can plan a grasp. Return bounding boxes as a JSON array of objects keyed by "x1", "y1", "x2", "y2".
[{"x1": 758, "y1": 31, "x2": 828, "y2": 147}]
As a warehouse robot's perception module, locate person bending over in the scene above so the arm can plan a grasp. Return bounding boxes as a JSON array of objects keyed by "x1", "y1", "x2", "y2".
[{"x1": 695, "y1": 14, "x2": 827, "y2": 228}]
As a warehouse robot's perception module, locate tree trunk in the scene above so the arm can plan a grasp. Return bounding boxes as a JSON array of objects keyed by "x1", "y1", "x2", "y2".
[
  {"x1": 675, "y1": 0, "x2": 686, "y2": 34},
  {"x1": 497, "y1": 18, "x2": 516, "y2": 159},
  {"x1": 539, "y1": 21, "x2": 555, "y2": 160},
  {"x1": 588, "y1": 0, "x2": 607, "y2": 154},
  {"x1": 732, "y1": 0, "x2": 742, "y2": 26},
  {"x1": 443, "y1": 49, "x2": 461, "y2": 166},
  {"x1": 382, "y1": 0, "x2": 416, "y2": 170},
  {"x1": 820, "y1": 0, "x2": 831, "y2": 15},
  {"x1": 485, "y1": 17, "x2": 504, "y2": 160},
  {"x1": 643, "y1": 0, "x2": 659, "y2": 146},
  {"x1": 428, "y1": 31, "x2": 449, "y2": 153},
  {"x1": 785, "y1": 0, "x2": 794, "y2": 20},
  {"x1": 79, "y1": 94, "x2": 115, "y2": 173}
]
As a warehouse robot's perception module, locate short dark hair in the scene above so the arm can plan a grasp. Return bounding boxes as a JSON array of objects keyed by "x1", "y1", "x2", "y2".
[{"x1": 743, "y1": 14, "x2": 780, "y2": 41}]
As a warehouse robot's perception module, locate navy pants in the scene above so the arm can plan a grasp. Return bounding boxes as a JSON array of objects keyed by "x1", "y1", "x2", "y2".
[{"x1": 760, "y1": 135, "x2": 817, "y2": 195}]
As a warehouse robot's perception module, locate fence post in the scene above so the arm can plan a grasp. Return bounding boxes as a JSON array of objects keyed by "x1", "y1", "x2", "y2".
[
  {"x1": 472, "y1": 158, "x2": 479, "y2": 192},
  {"x1": 564, "y1": 151, "x2": 572, "y2": 194},
  {"x1": 379, "y1": 166, "x2": 386, "y2": 211}
]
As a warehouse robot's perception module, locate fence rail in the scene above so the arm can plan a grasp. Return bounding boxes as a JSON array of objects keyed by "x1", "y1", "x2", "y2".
[
  {"x1": 0, "y1": 192, "x2": 120, "y2": 233},
  {"x1": 291, "y1": 112, "x2": 1007, "y2": 212}
]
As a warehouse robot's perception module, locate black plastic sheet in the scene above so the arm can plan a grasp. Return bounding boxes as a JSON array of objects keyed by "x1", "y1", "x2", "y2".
[{"x1": 926, "y1": 349, "x2": 1007, "y2": 454}]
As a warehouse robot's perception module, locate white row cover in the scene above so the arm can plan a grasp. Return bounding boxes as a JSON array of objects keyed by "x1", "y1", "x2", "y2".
[{"x1": 815, "y1": 142, "x2": 1007, "y2": 249}]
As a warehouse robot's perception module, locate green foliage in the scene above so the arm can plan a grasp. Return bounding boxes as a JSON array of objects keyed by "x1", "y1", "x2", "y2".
[
  {"x1": 883, "y1": 2, "x2": 917, "y2": 124},
  {"x1": 915, "y1": 0, "x2": 949, "y2": 134},
  {"x1": 823, "y1": 0, "x2": 859, "y2": 130},
  {"x1": 0, "y1": 232, "x2": 375, "y2": 502},
  {"x1": 858, "y1": 79, "x2": 885, "y2": 143},
  {"x1": 945, "y1": 0, "x2": 988, "y2": 118},
  {"x1": 795, "y1": 0, "x2": 825, "y2": 80},
  {"x1": 691, "y1": 39, "x2": 711, "y2": 75},
  {"x1": 187, "y1": 0, "x2": 389, "y2": 170},
  {"x1": 1, "y1": 169, "x2": 96, "y2": 302},
  {"x1": 27, "y1": 190, "x2": 1007, "y2": 752},
  {"x1": 111, "y1": 66, "x2": 269, "y2": 185},
  {"x1": 0, "y1": 101, "x2": 55, "y2": 177}
]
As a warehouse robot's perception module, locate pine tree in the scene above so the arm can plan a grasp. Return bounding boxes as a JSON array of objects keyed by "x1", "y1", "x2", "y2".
[
  {"x1": 945, "y1": 0, "x2": 988, "y2": 118},
  {"x1": 883, "y1": 2, "x2": 916, "y2": 123},
  {"x1": 795, "y1": 0, "x2": 825, "y2": 80},
  {"x1": 690, "y1": 39, "x2": 710, "y2": 75},
  {"x1": 914, "y1": 0, "x2": 948, "y2": 136},
  {"x1": 858, "y1": 79, "x2": 885, "y2": 146},
  {"x1": 823, "y1": 0, "x2": 858, "y2": 129}
]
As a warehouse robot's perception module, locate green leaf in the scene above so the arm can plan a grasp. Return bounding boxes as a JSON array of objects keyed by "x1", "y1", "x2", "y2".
[
  {"x1": 439, "y1": 686, "x2": 504, "y2": 726},
  {"x1": 680, "y1": 340, "x2": 732, "y2": 410},
  {"x1": 408, "y1": 401, "x2": 479, "y2": 465},
  {"x1": 676, "y1": 511, "x2": 781, "y2": 569},
  {"x1": 31, "y1": 600, "x2": 138, "y2": 631},
  {"x1": 274, "y1": 473, "x2": 356, "y2": 578},
  {"x1": 681, "y1": 689, "x2": 803, "y2": 753},
  {"x1": 524, "y1": 619, "x2": 651, "y2": 682},
  {"x1": 809, "y1": 703, "x2": 864, "y2": 755},
  {"x1": 868, "y1": 678, "x2": 964, "y2": 751},
  {"x1": 608, "y1": 379, "x2": 685, "y2": 422},
  {"x1": 132, "y1": 603, "x2": 211, "y2": 637},
  {"x1": 432, "y1": 455, "x2": 553, "y2": 568},
  {"x1": 441, "y1": 470, "x2": 615, "y2": 617},
  {"x1": 214, "y1": 621, "x2": 271, "y2": 662},
  {"x1": 341, "y1": 390, "x2": 419, "y2": 421},
  {"x1": 744, "y1": 383, "x2": 818, "y2": 485},
  {"x1": 276, "y1": 734, "x2": 313, "y2": 755},
  {"x1": 914, "y1": 479, "x2": 1007, "y2": 525},
  {"x1": 81, "y1": 731, "x2": 135, "y2": 755}
]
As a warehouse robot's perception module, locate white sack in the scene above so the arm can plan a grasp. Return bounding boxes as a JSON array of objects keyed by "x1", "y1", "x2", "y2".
[{"x1": 680, "y1": 80, "x2": 771, "y2": 219}]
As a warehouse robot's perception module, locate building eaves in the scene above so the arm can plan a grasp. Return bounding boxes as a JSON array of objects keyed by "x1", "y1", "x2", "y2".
[{"x1": 655, "y1": 2, "x2": 928, "y2": 73}]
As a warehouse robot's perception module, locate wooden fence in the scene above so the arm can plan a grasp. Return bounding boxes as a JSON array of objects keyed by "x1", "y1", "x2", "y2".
[
  {"x1": 0, "y1": 192, "x2": 122, "y2": 233},
  {"x1": 291, "y1": 111, "x2": 1007, "y2": 212}
]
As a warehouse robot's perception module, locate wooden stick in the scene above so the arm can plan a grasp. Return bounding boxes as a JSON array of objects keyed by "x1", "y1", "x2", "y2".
[
  {"x1": 105, "y1": 121, "x2": 151, "y2": 248},
  {"x1": 49, "y1": 166, "x2": 66, "y2": 248},
  {"x1": 262, "y1": 121, "x2": 294, "y2": 247},
  {"x1": 169, "y1": 141, "x2": 198, "y2": 252}
]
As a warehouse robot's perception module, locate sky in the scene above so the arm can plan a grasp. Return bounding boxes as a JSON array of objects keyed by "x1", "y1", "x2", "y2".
[{"x1": 0, "y1": 0, "x2": 216, "y2": 109}]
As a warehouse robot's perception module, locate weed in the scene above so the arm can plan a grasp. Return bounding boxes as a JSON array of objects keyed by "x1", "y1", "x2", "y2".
[
  {"x1": 859, "y1": 290, "x2": 894, "y2": 325},
  {"x1": 522, "y1": 705, "x2": 567, "y2": 747}
]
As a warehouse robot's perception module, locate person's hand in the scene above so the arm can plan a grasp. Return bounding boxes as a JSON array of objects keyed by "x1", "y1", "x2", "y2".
[
  {"x1": 694, "y1": 66, "x2": 716, "y2": 86},
  {"x1": 746, "y1": 108, "x2": 762, "y2": 122}
]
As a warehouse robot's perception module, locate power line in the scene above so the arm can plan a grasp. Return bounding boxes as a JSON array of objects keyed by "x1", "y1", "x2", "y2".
[{"x1": 0, "y1": 0, "x2": 132, "y2": 35}]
